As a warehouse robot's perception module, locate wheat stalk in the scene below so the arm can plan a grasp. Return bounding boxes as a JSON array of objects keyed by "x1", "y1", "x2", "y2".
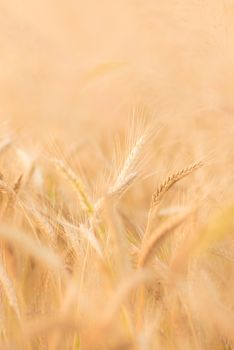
[
  {"x1": 0, "y1": 263, "x2": 21, "y2": 321},
  {"x1": 139, "y1": 209, "x2": 193, "y2": 267},
  {"x1": 13, "y1": 174, "x2": 23, "y2": 194}
]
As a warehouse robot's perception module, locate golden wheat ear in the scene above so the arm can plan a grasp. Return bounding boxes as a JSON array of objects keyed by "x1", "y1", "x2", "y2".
[
  {"x1": 151, "y1": 162, "x2": 203, "y2": 208},
  {"x1": 52, "y1": 158, "x2": 94, "y2": 215},
  {"x1": 144, "y1": 161, "x2": 203, "y2": 240},
  {"x1": 97, "y1": 117, "x2": 159, "y2": 211}
]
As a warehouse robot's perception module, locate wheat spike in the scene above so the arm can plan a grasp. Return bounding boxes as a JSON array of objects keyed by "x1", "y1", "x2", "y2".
[
  {"x1": 144, "y1": 161, "x2": 203, "y2": 240},
  {"x1": 0, "y1": 179, "x2": 15, "y2": 198},
  {"x1": 114, "y1": 134, "x2": 146, "y2": 189},
  {"x1": 151, "y1": 161, "x2": 203, "y2": 208},
  {"x1": 79, "y1": 224, "x2": 103, "y2": 258},
  {"x1": 26, "y1": 206, "x2": 57, "y2": 246},
  {"x1": 109, "y1": 172, "x2": 137, "y2": 198},
  {"x1": 53, "y1": 158, "x2": 94, "y2": 214}
]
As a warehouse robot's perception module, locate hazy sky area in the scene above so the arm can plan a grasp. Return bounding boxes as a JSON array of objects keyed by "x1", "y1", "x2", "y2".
[{"x1": 0, "y1": 1, "x2": 233, "y2": 135}]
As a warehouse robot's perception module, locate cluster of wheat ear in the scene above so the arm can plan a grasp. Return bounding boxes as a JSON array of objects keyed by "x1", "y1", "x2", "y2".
[{"x1": 0, "y1": 118, "x2": 233, "y2": 350}]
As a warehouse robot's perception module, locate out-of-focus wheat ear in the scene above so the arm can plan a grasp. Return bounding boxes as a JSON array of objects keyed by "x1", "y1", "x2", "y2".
[
  {"x1": 25, "y1": 206, "x2": 56, "y2": 247},
  {"x1": 52, "y1": 158, "x2": 94, "y2": 215},
  {"x1": 0, "y1": 263, "x2": 21, "y2": 322},
  {"x1": 139, "y1": 209, "x2": 193, "y2": 268},
  {"x1": 53, "y1": 218, "x2": 80, "y2": 257},
  {"x1": 26, "y1": 315, "x2": 80, "y2": 340},
  {"x1": 79, "y1": 224, "x2": 103, "y2": 259},
  {"x1": 0, "y1": 179, "x2": 17, "y2": 217},
  {"x1": 0, "y1": 179, "x2": 15, "y2": 198},
  {"x1": 0, "y1": 225, "x2": 63, "y2": 271},
  {"x1": 6, "y1": 175, "x2": 24, "y2": 210},
  {"x1": 108, "y1": 172, "x2": 137, "y2": 199},
  {"x1": 96, "y1": 173, "x2": 137, "y2": 215},
  {"x1": 144, "y1": 161, "x2": 203, "y2": 240}
]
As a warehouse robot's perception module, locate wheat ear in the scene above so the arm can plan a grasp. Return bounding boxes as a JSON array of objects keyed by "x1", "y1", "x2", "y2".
[
  {"x1": 144, "y1": 161, "x2": 203, "y2": 239},
  {"x1": 53, "y1": 159, "x2": 94, "y2": 214},
  {"x1": 25, "y1": 206, "x2": 56, "y2": 246},
  {"x1": 108, "y1": 172, "x2": 137, "y2": 198},
  {"x1": 151, "y1": 162, "x2": 203, "y2": 208},
  {"x1": 113, "y1": 134, "x2": 146, "y2": 191},
  {"x1": 79, "y1": 224, "x2": 103, "y2": 258},
  {"x1": 95, "y1": 130, "x2": 149, "y2": 212}
]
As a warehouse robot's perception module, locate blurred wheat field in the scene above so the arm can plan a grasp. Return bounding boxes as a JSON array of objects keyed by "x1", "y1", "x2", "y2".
[{"x1": 0, "y1": 1, "x2": 234, "y2": 349}]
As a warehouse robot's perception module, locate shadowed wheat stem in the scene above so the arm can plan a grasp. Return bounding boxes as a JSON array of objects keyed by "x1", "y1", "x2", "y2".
[
  {"x1": 13, "y1": 174, "x2": 23, "y2": 194},
  {"x1": 0, "y1": 263, "x2": 21, "y2": 321},
  {"x1": 139, "y1": 209, "x2": 193, "y2": 267}
]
